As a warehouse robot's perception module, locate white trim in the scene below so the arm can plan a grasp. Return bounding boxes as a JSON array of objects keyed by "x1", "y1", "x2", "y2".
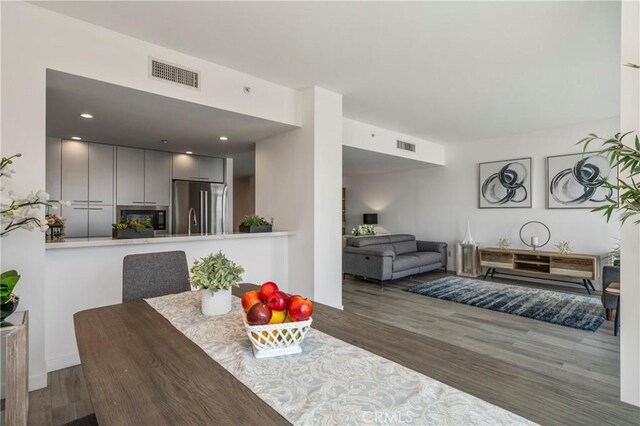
[{"x1": 46, "y1": 352, "x2": 81, "y2": 372}]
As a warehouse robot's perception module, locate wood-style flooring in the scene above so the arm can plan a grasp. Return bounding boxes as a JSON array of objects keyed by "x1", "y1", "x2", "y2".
[{"x1": 27, "y1": 271, "x2": 638, "y2": 425}]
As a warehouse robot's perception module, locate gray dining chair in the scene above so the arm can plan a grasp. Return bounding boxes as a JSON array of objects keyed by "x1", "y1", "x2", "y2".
[{"x1": 122, "y1": 250, "x2": 191, "y2": 302}]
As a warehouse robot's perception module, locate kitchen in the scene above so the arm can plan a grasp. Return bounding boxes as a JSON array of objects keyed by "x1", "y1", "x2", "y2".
[{"x1": 43, "y1": 69, "x2": 296, "y2": 371}]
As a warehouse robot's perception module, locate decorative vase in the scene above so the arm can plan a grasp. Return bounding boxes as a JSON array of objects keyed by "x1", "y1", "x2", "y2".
[
  {"x1": 462, "y1": 220, "x2": 475, "y2": 245},
  {"x1": 201, "y1": 288, "x2": 232, "y2": 316},
  {"x1": 1, "y1": 295, "x2": 19, "y2": 322}
]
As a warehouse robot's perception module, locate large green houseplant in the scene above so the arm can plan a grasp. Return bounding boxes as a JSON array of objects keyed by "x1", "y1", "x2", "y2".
[{"x1": 190, "y1": 251, "x2": 245, "y2": 316}]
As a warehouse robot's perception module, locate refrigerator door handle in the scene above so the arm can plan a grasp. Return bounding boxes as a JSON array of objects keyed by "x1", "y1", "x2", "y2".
[
  {"x1": 222, "y1": 185, "x2": 228, "y2": 234},
  {"x1": 199, "y1": 190, "x2": 204, "y2": 235},
  {"x1": 204, "y1": 191, "x2": 209, "y2": 235}
]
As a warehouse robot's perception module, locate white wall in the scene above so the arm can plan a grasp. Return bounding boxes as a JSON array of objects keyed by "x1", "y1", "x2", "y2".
[
  {"x1": 0, "y1": 1, "x2": 300, "y2": 390},
  {"x1": 344, "y1": 117, "x2": 620, "y2": 290},
  {"x1": 343, "y1": 118, "x2": 445, "y2": 166},
  {"x1": 619, "y1": 0, "x2": 640, "y2": 407},
  {"x1": 256, "y1": 86, "x2": 343, "y2": 308}
]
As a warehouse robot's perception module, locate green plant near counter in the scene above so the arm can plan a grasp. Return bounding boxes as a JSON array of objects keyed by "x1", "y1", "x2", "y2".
[
  {"x1": 240, "y1": 215, "x2": 271, "y2": 227},
  {"x1": 1, "y1": 270, "x2": 21, "y2": 304},
  {"x1": 190, "y1": 251, "x2": 245, "y2": 295},
  {"x1": 112, "y1": 217, "x2": 152, "y2": 233}
]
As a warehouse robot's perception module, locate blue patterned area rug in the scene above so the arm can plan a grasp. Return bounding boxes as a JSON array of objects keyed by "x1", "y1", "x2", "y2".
[{"x1": 405, "y1": 276, "x2": 605, "y2": 331}]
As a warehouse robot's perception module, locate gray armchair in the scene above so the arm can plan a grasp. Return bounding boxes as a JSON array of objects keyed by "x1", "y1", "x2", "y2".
[{"x1": 602, "y1": 265, "x2": 620, "y2": 319}]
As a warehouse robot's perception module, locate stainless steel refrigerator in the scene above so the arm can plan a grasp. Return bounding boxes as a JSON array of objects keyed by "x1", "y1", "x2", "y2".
[{"x1": 172, "y1": 180, "x2": 228, "y2": 235}]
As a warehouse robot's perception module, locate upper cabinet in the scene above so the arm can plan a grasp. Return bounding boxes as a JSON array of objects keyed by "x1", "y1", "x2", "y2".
[
  {"x1": 88, "y1": 143, "x2": 114, "y2": 205},
  {"x1": 61, "y1": 140, "x2": 89, "y2": 204},
  {"x1": 199, "y1": 156, "x2": 225, "y2": 183},
  {"x1": 116, "y1": 147, "x2": 145, "y2": 205},
  {"x1": 116, "y1": 147, "x2": 170, "y2": 206},
  {"x1": 61, "y1": 140, "x2": 114, "y2": 205},
  {"x1": 46, "y1": 138, "x2": 62, "y2": 202},
  {"x1": 144, "y1": 150, "x2": 171, "y2": 206},
  {"x1": 172, "y1": 153, "x2": 224, "y2": 183}
]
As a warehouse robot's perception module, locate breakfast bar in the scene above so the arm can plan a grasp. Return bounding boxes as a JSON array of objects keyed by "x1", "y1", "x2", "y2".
[{"x1": 44, "y1": 232, "x2": 293, "y2": 372}]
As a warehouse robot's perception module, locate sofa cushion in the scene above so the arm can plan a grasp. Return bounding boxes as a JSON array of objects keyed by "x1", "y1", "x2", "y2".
[
  {"x1": 347, "y1": 235, "x2": 391, "y2": 247},
  {"x1": 388, "y1": 234, "x2": 416, "y2": 243},
  {"x1": 393, "y1": 254, "x2": 425, "y2": 272},
  {"x1": 412, "y1": 251, "x2": 443, "y2": 265},
  {"x1": 392, "y1": 240, "x2": 418, "y2": 255}
]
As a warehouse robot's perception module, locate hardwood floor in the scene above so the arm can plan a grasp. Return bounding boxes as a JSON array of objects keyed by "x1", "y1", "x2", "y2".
[{"x1": 28, "y1": 271, "x2": 637, "y2": 425}]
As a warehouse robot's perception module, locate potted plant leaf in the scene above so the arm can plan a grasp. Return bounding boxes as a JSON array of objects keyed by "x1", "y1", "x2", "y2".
[
  {"x1": 239, "y1": 215, "x2": 272, "y2": 233},
  {"x1": 1, "y1": 270, "x2": 21, "y2": 323},
  {"x1": 190, "y1": 251, "x2": 245, "y2": 316},
  {"x1": 112, "y1": 217, "x2": 154, "y2": 239}
]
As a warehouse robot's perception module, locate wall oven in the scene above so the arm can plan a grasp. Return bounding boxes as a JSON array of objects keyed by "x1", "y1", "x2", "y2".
[{"x1": 117, "y1": 206, "x2": 168, "y2": 234}]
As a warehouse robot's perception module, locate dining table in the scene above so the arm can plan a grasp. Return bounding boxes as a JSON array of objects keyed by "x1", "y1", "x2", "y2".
[{"x1": 74, "y1": 284, "x2": 634, "y2": 425}]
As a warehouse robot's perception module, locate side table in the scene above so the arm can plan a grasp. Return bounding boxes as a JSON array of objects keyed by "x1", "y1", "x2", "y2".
[
  {"x1": 456, "y1": 243, "x2": 481, "y2": 277},
  {"x1": 1, "y1": 310, "x2": 29, "y2": 426}
]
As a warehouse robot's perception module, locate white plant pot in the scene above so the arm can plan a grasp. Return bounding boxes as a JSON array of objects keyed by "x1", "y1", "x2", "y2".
[{"x1": 201, "y1": 287, "x2": 232, "y2": 316}]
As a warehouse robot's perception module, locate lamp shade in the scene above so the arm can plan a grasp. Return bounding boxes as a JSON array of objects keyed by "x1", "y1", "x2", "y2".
[{"x1": 363, "y1": 213, "x2": 378, "y2": 225}]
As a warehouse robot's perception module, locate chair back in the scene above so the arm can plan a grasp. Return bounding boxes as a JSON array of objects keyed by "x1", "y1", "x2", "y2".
[{"x1": 123, "y1": 250, "x2": 190, "y2": 302}]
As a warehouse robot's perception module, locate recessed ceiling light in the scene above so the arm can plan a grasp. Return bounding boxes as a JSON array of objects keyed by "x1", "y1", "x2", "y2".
[
  {"x1": 71, "y1": 136, "x2": 82, "y2": 140},
  {"x1": 80, "y1": 113, "x2": 93, "y2": 119},
  {"x1": 161, "y1": 139, "x2": 169, "y2": 144},
  {"x1": 219, "y1": 136, "x2": 228, "y2": 141},
  {"x1": 185, "y1": 151, "x2": 193, "y2": 155}
]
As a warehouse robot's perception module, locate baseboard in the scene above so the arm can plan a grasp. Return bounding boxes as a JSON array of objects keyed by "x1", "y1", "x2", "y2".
[
  {"x1": 46, "y1": 352, "x2": 81, "y2": 372},
  {"x1": 29, "y1": 372, "x2": 48, "y2": 391}
]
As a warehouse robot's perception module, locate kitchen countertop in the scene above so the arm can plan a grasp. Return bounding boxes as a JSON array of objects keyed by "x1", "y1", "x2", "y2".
[{"x1": 45, "y1": 231, "x2": 295, "y2": 249}]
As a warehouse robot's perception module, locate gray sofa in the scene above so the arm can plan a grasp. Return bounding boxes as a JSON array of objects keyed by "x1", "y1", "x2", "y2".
[{"x1": 343, "y1": 234, "x2": 447, "y2": 288}]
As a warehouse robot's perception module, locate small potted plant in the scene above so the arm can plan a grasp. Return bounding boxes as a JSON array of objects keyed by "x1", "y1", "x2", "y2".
[
  {"x1": 1, "y1": 270, "x2": 21, "y2": 323},
  {"x1": 239, "y1": 215, "x2": 272, "y2": 233},
  {"x1": 112, "y1": 218, "x2": 154, "y2": 239},
  {"x1": 351, "y1": 224, "x2": 376, "y2": 236},
  {"x1": 190, "y1": 251, "x2": 245, "y2": 316}
]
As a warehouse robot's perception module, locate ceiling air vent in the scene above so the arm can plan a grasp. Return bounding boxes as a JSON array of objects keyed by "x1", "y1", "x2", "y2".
[
  {"x1": 149, "y1": 58, "x2": 200, "y2": 89},
  {"x1": 397, "y1": 140, "x2": 416, "y2": 152}
]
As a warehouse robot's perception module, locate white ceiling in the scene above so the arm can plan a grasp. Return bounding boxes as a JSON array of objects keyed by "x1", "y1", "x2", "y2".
[
  {"x1": 46, "y1": 70, "x2": 296, "y2": 177},
  {"x1": 35, "y1": 1, "x2": 621, "y2": 145},
  {"x1": 342, "y1": 146, "x2": 436, "y2": 176}
]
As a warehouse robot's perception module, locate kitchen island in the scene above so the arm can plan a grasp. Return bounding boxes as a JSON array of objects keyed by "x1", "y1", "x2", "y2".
[{"x1": 44, "y1": 231, "x2": 293, "y2": 372}]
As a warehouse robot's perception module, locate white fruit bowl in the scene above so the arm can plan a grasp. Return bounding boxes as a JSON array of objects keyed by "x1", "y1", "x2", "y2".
[{"x1": 242, "y1": 313, "x2": 313, "y2": 359}]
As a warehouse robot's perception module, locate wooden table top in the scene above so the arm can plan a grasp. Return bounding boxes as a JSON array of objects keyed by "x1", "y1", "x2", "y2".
[{"x1": 75, "y1": 284, "x2": 638, "y2": 426}]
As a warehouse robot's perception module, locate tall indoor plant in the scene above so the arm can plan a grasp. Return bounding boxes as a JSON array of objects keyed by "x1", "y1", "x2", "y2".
[{"x1": 190, "y1": 251, "x2": 245, "y2": 315}]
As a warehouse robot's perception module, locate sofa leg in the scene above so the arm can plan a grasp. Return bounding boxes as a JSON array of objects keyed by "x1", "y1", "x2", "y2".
[
  {"x1": 606, "y1": 309, "x2": 612, "y2": 321},
  {"x1": 380, "y1": 280, "x2": 384, "y2": 291}
]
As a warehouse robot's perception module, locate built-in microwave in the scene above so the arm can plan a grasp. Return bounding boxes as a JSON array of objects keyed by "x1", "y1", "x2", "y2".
[{"x1": 117, "y1": 206, "x2": 168, "y2": 234}]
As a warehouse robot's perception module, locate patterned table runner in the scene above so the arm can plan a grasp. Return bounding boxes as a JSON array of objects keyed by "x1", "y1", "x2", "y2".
[{"x1": 146, "y1": 292, "x2": 535, "y2": 425}]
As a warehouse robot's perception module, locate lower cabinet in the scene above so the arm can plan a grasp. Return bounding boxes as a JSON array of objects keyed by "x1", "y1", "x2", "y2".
[{"x1": 62, "y1": 205, "x2": 114, "y2": 238}]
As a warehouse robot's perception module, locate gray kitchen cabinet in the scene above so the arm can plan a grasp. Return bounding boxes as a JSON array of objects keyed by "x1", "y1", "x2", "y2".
[
  {"x1": 172, "y1": 153, "x2": 224, "y2": 182},
  {"x1": 61, "y1": 205, "x2": 89, "y2": 238},
  {"x1": 144, "y1": 150, "x2": 171, "y2": 206},
  {"x1": 46, "y1": 138, "x2": 62, "y2": 202},
  {"x1": 199, "y1": 156, "x2": 224, "y2": 183},
  {"x1": 61, "y1": 140, "x2": 89, "y2": 204},
  {"x1": 172, "y1": 153, "x2": 199, "y2": 181},
  {"x1": 116, "y1": 147, "x2": 145, "y2": 205},
  {"x1": 88, "y1": 206, "x2": 114, "y2": 237},
  {"x1": 88, "y1": 143, "x2": 114, "y2": 205}
]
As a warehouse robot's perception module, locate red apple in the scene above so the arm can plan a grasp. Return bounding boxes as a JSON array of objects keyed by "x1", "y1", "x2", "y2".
[
  {"x1": 266, "y1": 291, "x2": 288, "y2": 311},
  {"x1": 241, "y1": 290, "x2": 261, "y2": 312},
  {"x1": 247, "y1": 302, "x2": 272, "y2": 325},
  {"x1": 287, "y1": 296, "x2": 313, "y2": 322},
  {"x1": 258, "y1": 281, "x2": 279, "y2": 301}
]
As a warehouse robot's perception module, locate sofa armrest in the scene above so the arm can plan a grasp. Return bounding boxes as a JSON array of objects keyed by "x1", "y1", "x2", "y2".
[
  {"x1": 417, "y1": 240, "x2": 447, "y2": 253},
  {"x1": 343, "y1": 246, "x2": 395, "y2": 258},
  {"x1": 417, "y1": 240, "x2": 448, "y2": 268}
]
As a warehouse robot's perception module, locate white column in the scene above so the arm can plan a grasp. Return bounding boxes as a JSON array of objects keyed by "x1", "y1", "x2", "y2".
[
  {"x1": 255, "y1": 87, "x2": 343, "y2": 308},
  {"x1": 620, "y1": 0, "x2": 640, "y2": 407}
]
